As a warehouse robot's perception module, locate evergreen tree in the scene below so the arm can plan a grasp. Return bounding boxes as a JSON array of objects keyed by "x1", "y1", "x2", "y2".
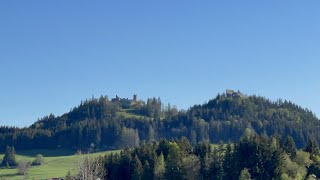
[
  {"x1": 165, "y1": 142, "x2": 183, "y2": 180},
  {"x1": 156, "y1": 139, "x2": 170, "y2": 159},
  {"x1": 190, "y1": 130, "x2": 197, "y2": 146},
  {"x1": 224, "y1": 143, "x2": 236, "y2": 179},
  {"x1": 131, "y1": 154, "x2": 143, "y2": 180},
  {"x1": 177, "y1": 137, "x2": 192, "y2": 155},
  {"x1": 200, "y1": 154, "x2": 211, "y2": 179},
  {"x1": 208, "y1": 147, "x2": 223, "y2": 180},
  {"x1": 194, "y1": 143, "x2": 212, "y2": 179},
  {"x1": 1, "y1": 145, "x2": 17, "y2": 167},
  {"x1": 154, "y1": 152, "x2": 165, "y2": 180},
  {"x1": 239, "y1": 168, "x2": 252, "y2": 180},
  {"x1": 142, "y1": 160, "x2": 153, "y2": 180},
  {"x1": 118, "y1": 149, "x2": 132, "y2": 180},
  {"x1": 148, "y1": 125, "x2": 155, "y2": 142},
  {"x1": 304, "y1": 139, "x2": 319, "y2": 156},
  {"x1": 283, "y1": 136, "x2": 297, "y2": 158}
]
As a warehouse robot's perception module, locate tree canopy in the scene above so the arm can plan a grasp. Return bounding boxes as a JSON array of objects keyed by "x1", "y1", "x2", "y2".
[{"x1": 0, "y1": 92, "x2": 319, "y2": 152}]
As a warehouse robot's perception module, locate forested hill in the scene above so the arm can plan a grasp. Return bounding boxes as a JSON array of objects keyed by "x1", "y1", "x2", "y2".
[{"x1": 0, "y1": 91, "x2": 319, "y2": 151}]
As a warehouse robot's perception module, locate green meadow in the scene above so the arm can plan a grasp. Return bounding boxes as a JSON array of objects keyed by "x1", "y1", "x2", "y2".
[{"x1": 0, "y1": 149, "x2": 118, "y2": 180}]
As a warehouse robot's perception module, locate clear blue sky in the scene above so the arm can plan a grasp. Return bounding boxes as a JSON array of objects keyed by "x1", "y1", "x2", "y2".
[{"x1": 1, "y1": 1, "x2": 320, "y2": 127}]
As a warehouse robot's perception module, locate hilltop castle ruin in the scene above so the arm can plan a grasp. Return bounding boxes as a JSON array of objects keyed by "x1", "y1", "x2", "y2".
[
  {"x1": 111, "y1": 94, "x2": 144, "y2": 108},
  {"x1": 226, "y1": 89, "x2": 246, "y2": 99}
]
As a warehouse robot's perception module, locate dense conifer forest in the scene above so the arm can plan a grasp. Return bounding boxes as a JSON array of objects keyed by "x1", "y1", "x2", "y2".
[
  {"x1": 71, "y1": 136, "x2": 320, "y2": 180},
  {"x1": 0, "y1": 91, "x2": 319, "y2": 152}
]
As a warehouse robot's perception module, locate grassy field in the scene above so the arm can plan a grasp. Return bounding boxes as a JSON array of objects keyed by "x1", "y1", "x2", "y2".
[
  {"x1": 116, "y1": 108, "x2": 166, "y2": 120},
  {"x1": 116, "y1": 108, "x2": 147, "y2": 119},
  {"x1": 0, "y1": 149, "x2": 118, "y2": 180}
]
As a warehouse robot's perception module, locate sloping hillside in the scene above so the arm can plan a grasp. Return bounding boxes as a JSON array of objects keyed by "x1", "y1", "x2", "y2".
[
  {"x1": 0, "y1": 91, "x2": 319, "y2": 151},
  {"x1": 0, "y1": 149, "x2": 118, "y2": 179}
]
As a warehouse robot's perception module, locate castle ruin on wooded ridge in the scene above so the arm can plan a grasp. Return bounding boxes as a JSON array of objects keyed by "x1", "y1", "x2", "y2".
[{"x1": 226, "y1": 89, "x2": 247, "y2": 99}]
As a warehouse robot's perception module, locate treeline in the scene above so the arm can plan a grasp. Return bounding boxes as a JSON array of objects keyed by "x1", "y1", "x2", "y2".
[
  {"x1": 0, "y1": 92, "x2": 320, "y2": 151},
  {"x1": 71, "y1": 136, "x2": 320, "y2": 180}
]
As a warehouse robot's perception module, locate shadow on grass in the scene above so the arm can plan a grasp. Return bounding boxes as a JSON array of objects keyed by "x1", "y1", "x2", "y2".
[
  {"x1": 17, "y1": 149, "x2": 76, "y2": 157},
  {"x1": 0, "y1": 173, "x2": 21, "y2": 179},
  {"x1": 126, "y1": 109, "x2": 146, "y2": 115}
]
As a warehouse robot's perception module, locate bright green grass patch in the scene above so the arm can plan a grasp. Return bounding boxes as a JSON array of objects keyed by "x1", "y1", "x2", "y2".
[
  {"x1": 0, "y1": 149, "x2": 119, "y2": 180},
  {"x1": 116, "y1": 108, "x2": 147, "y2": 119}
]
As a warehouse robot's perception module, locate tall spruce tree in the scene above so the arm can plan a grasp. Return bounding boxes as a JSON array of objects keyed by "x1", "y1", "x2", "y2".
[
  {"x1": 131, "y1": 154, "x2": 143, "y2": 180},
  {"x1": 154, "y1": 152, "x2": 165, "y2": 179},
  {"x1": 142, "y1": 160, "x2": 153, "y2": 180},
  {"x1": 223, "y1": 143, "x2": 237, "y2": 179},
  {"x1": 1, "y1": 145, "x2": 17, "y2": 167},
  {"x1": 305, "y1": 139, "x2": 319, "y2": 156},
  {"x1": 165, "y1": 142, "x2": 183, "y2": 180},
  {"x1": 283, "y1": 136, "x2": 297, "y2": 158}
]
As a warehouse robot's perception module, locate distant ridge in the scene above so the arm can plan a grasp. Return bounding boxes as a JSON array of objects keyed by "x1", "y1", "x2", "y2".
[{"x1": 0, "y1": 90, "x2": 319, "y2": 151}]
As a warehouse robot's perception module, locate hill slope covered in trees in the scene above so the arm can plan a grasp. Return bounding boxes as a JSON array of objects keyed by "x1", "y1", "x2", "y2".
[{"x1": 0, "y1": 91, "x2": 319, "y2": 151}]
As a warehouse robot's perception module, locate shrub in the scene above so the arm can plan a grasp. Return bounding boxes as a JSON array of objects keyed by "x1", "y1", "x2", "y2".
[{"x1": 32, "y1": 154, "x2": 44, "y2": 166}]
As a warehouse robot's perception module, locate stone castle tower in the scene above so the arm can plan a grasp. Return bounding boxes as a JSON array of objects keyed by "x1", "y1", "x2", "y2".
[{"x1": 133, "y1": 94, "x2": 138, "y2": 101}]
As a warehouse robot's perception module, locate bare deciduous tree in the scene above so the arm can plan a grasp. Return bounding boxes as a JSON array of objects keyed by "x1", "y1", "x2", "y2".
[
  {"x1": 17, "y1": 159, "x2": 31, "y2": 175},
  {"x1": 75, "y1": 152, "x2": 106, "y2": 180}
]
